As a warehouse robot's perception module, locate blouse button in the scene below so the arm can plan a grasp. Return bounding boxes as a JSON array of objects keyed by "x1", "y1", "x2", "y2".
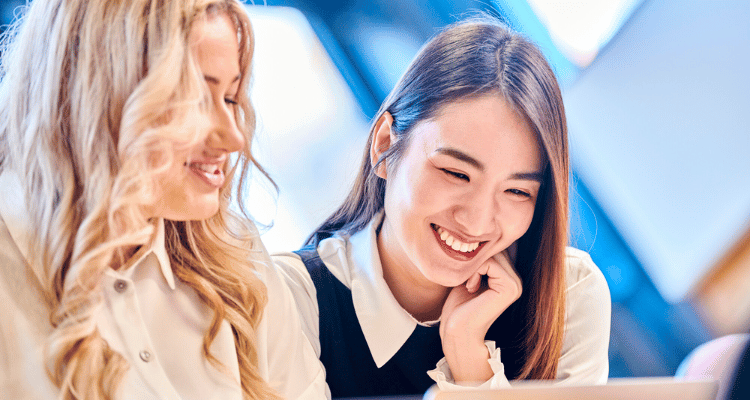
[
  {"x1": 113, "y1": 279, "x2": 128, "y2": 293},
  {"x1": 139, "y1": 350, "x2": 151, "y2": 362}
]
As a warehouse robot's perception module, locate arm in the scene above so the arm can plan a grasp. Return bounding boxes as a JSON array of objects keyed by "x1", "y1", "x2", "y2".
[
  {"x1": 555, "y1": 248, "x2": 611, "y2": 384},
  {"x1": 254, "y1": 253, "x2": 330, "y2": 399},
  {"x1": 271, "y1": 253, "x2": 322, "y2": 357}
]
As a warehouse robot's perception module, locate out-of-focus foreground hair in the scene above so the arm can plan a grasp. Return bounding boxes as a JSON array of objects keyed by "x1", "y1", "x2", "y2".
[
  {"x1": 310, "y1": 16, "x2": 569, "y2": 380},
  {"x1": 0, "y1": 0, "x2": 278, "y2": 399}
]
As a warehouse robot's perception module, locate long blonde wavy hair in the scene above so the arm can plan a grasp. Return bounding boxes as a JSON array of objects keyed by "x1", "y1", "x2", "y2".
[{"x1": 0, "y1": 0, "x2": 279, "y2": 399}]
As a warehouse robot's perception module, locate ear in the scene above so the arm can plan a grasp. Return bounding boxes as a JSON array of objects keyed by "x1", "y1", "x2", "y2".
[{"x1": 370, "y1": 112, "x2": 395, "y2": 179}]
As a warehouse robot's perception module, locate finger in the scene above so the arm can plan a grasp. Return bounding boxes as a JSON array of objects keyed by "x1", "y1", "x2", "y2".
[
  {"x1": 468, "y1": 257, "x2": 495, "y2": 293},
  {"x1": 484, "y1": 255, "x2": 523, "y2": 302},
  {"x1": 465, "y1": 271, "x2": 482, "y2": 293},
  {"x1": 492, "y1": 251, "x2": 522, "y2": 288},
  {"x1": 472, "y1": 282, "x2": 519, "y2": 323}
]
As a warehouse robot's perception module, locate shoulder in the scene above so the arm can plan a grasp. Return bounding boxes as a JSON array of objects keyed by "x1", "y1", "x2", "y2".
[
  {"x1": 251, "y1": 247, "x2": 330, "y2": 398},
  {"x1": 252, "y1": 246, "x2": 317, "y2": 345},
  {"x1": 269, "y1": 233, "x2": 354, "y2": 314},
  {"x1": 272, "y1": 251, "x2": 313, "y2": 294},
  {"x1": 269, "y1": 249, "x2": 327, "y2": 352},
  {"x1": 564, "y1": 247, "x2": 609, "y2": 295},
  {"x1": 241, "y1": 235, "x2": 306, "y2": 321},
  {"x1": 561, "y1": 247, "x2": 611, "y2": 348},
  {"x1": 273, "y1": 233, "x2": 355, "y2": 289},
  {"x1": 562, "y1": 247, "x2": 611, "y2": 328},
  {"x1": 557, "y1": 248, "x2": 611, "y2": 384}
]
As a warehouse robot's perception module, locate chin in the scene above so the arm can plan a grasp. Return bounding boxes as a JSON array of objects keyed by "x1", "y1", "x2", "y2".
[
  {"x1": 422, "y1": 264, "x2": 472, "y2": 288},
  {"x1": 164, "y1": 203, "x2": 220, "y2": 222},
  {"x1": 191, "y1": 204, "x2": 221, "y2": 221}
]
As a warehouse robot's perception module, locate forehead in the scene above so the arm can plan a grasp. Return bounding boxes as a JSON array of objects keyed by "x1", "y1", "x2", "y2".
[
  {"x1": 413, "y1": 95, "x2": 543, "y2": 171},
  {"x1": 188, "y1": 12, "x2": 240, "y2": 70}
]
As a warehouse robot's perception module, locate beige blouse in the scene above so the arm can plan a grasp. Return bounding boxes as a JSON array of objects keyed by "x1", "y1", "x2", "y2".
[{"x1": 0, "y1": 171, "x2": 330, "y2": 400}]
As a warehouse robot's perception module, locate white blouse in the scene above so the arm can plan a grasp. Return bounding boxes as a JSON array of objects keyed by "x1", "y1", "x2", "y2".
[
  {"x1": 273, "y1": 212, "x2": 611, "y2": 390},
  {"x1": 0, "y1": 171, "x2": 330, "y2": 400}
]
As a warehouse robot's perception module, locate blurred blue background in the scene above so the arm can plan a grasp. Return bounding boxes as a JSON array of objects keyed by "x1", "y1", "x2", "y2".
[
  {"x1": 241, "y1": 0, "x2": 750, "y2": 379},
  {"x1": 3, "y1": 0, "x2": 748, "y2": 380}
]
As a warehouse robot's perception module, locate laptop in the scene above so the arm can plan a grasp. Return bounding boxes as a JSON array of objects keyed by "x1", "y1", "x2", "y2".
[{"x1": 423, "y1": 377, "x2": 718, "y2": 400}]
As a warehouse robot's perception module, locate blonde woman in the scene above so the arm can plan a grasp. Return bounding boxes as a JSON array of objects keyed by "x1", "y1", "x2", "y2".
[{"x1": 0, "y1": 0, "x2": 326, "y2": 399}]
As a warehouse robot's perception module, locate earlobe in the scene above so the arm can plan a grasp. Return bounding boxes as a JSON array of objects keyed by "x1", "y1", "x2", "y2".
[{"x1": 370, "y1": 111, "x2": 395, "y2": 179}]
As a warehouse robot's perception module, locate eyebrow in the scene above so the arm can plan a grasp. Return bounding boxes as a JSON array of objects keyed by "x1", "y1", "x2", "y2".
[
  {"x1": 203, "y1": 74, "x2": 241, "y2": 85},
  {"x1": 435, "y1": 147, "x2": 484, "y2": 171},
  {"x1": 434, "y1": 146, "x2": 544, "y2": 183},
  {"x1": 511, "y1": 171, "x2": 545, "y2": 183}
]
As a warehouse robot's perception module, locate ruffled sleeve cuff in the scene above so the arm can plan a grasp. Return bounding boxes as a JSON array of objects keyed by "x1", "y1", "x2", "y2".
[{"x1": 426, "y1": 341, "x2": 511, "y2": 390}]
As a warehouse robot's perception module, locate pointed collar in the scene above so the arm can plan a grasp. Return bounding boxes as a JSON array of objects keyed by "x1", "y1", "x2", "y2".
[
  {"x1": 0, "y1": 170, "x2": 175, "y2": 291},
  {"x1": 63, "y1": 217, "x2": 175, "y2": 292},
  {"x1": 119, "y1": 217, "x2": 176, "y2": 290},
  {"x1": 319, "y1": 212, "x2": 426, "y2": 368}
]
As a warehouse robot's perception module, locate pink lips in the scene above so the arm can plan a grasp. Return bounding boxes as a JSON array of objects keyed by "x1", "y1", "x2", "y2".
[
  {"x1": 431, "y1": 224, "x2": 486, "y2": 261},
  {"x1": 187, "y1": 161, "x2": 225, "y2": 189}
]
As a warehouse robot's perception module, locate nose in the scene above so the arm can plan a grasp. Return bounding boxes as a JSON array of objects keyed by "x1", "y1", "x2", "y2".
[
  {"x1": 452, "y1": 188, "x2": 499, "y2": 237},
  {"x1": 206, "y1": 99, "x2": 245, "y2": 153}
]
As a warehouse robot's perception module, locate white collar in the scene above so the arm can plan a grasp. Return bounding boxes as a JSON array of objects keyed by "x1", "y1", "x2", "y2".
[
  {"x1": 0, "y1": 170, "x2": 176, "y2": 292},
  {"x1": 114, "y1": 217, "x2": 176, "y2": 290},
  {"x1": 63, "y1": 217, "x2": 175, "y2": 292},
  {"x1": 319, "y1": 212, "x2": 424, "y2": 368}
]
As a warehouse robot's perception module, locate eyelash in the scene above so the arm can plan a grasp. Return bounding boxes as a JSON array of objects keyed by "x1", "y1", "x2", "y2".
[
  {"x1": 441, "y1": 167, "x2": 534, "y2": 200},
  {"x1": 224, "y1": 97, "x2": 238, "y2": 105},
  {"x1": 506, "y1": 188, "x2": 532, "y2": 198},
  {"x1": 441, "y1": 168, "x2": 469, "y2": 182},
  {"x1": 442, "y1": 168, "x2": 533, "y2": 198}
]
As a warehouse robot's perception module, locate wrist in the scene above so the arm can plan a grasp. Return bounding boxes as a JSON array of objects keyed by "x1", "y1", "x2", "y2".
[
  {"x1": 440, "y1": 314, "x2": 490, "y2": 344},
  {"x1": 442, "y1": 335, "x2": 493, "y2": 384}
]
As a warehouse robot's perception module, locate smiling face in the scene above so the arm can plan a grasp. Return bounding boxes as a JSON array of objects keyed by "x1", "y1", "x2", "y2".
[
  {"x1": 375, "y1": 94, "x2": 544, "y2": 289},
  {"x1": 148, "y1": 12, "x2": 245, "y2": 221}
]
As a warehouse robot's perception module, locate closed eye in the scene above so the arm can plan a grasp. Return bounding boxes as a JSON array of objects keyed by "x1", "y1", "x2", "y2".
[
  {"x1": 224, "y1": 97, "x2": 238, "y2": 105},
  {"x1": 506, "y1": 188, "x2": 531, "y2": 198},
  {"x1": 441, "y1": 168, "x2": 469, "y2": 182}
]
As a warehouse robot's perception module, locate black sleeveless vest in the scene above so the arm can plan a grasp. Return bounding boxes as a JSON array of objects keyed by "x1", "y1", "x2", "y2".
[
  {"x1": 293, "y1": 243, "x2": 524, "y2": 398},
  {"x1": 294, "y1": 245, "x2": 443, "y2": 398}
]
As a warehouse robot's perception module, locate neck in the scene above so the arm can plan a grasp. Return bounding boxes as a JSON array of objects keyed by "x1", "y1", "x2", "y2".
[{"x1": 377, "y1": 219, "x2": 450, "y2": 322}]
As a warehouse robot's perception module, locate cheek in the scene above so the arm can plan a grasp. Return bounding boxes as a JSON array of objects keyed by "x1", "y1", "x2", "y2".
[
  {"x1": 400, "y1": 167, "x2": 458, "y2": 212},
  {"x1": 386, "y1": 163, "x2": 426, "y2": 213},
  {"x1": 146, "y1": 139, "x2": 189, "y2": 174},
  {"x1": 503, "y1": 202, "x2": 537, "y2": 238}
]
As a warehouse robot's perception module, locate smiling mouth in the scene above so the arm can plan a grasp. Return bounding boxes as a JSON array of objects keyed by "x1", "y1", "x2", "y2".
[
  {"x1": 430, "y1": 223, "x2": 487, "y2": 256},
  {"x1": 186, "y1": 161, "x2": 224, "y2": 188}
]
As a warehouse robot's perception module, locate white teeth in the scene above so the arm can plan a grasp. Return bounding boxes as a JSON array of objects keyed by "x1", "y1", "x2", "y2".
[
  {"x1": 190, "y1": 163, "x2": 218, "y2": 173},
  {"x1": 435, "y1": 226, "x2": 480, "y2": 254}
]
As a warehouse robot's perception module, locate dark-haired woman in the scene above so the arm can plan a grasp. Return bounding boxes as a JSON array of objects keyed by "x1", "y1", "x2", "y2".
[{"x1": 274, "y1": 17, "x2": 610, "y2": 398}]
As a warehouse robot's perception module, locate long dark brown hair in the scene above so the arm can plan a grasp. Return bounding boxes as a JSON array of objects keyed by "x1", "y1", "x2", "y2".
[{"x1": 308, "y1": 17, "x2": 569, "y2": 380}]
